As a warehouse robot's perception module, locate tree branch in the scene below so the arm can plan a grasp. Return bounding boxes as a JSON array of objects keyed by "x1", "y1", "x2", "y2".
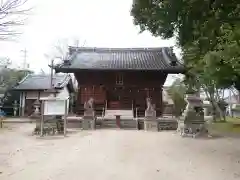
[{"x1": 0, "y1": 0, "x2": 30, "y2": 40}]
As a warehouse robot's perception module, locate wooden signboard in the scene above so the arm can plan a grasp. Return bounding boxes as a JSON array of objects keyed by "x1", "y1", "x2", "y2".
[{"x1": 43, "y1": 99, "x2": 69, "y2": 116}]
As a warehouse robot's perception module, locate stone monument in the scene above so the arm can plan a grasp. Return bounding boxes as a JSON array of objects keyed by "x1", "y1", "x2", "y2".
[
  {"x1": 82, "y1": 97, "x2": 96, "y2": 130},
  {"x1": 144, "y1": 98, "x2": 158, "y2": 131},
  {"x1": 177, "y1": 94, "x2": 208, "y2": 137}
]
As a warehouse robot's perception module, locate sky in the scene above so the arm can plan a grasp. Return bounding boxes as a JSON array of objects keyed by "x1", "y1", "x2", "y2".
[{"x1": 0, "y1": 0, "x2": 183, "y2": 86}]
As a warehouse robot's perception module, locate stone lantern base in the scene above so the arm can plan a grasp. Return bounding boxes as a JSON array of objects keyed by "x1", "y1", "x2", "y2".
[{"x1": 177, "y1": 94, "x2": 209, "y2": 137}]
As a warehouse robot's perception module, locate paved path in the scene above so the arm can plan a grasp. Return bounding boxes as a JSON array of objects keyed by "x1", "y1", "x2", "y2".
[{"x1": 0, "y1": 124, "x2": 240, "y2": 180}]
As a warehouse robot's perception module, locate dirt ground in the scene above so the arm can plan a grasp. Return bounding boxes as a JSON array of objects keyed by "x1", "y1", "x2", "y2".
[{"x1": 1, "y1": 123, "x2": 240, "y2": 180}]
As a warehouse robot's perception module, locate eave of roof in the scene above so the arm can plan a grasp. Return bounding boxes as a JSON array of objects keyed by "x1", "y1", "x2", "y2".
[
  {"x1": 13, "y1": 74, "x2": 74, "y2": 92},
  {"x1": 55, "y1": 47, "x2": 185, "y2": 73}
]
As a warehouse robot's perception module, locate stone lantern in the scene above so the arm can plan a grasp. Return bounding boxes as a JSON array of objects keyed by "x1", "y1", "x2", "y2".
[
  {"x1": 12, "y1": 100, "x2": 18, "y2": 117},
  {"x1": 178, "y1": 94, "x2": 208, "y2": 137},
  {"x1": 33, "y1": 99, "x2": 41, "y2": 116}
]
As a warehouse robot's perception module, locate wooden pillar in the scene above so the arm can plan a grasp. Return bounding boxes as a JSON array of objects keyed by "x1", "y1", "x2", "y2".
[
  {"x1": 19, "y1": 92, "x2": 23, "y2": 116},
  {"x1": 40, "y1": 101, "x2": 44, "y2": 137},
  {"x1": 64, "y1": 99, "x2": 67, "y2": 136},
  {"x1": 159, "y1": 87, "x2": 163, "y2": 115},
  {"x1": 20, "y1": 92, "x2": 26, "y2": 117}
]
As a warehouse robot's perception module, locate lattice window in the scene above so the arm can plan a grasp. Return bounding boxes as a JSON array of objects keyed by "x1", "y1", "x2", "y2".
[{"x1": 116, "y1": 73, "x2": 124, "y2": 85}]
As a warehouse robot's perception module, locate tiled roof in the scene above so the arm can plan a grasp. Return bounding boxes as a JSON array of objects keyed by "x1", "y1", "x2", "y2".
[
  {"x1": 14, "y1": 74, "x2": 72, "y2": 90},
  {"x1": 55, "y1": 47, "x2": 184, "y2": 72}
]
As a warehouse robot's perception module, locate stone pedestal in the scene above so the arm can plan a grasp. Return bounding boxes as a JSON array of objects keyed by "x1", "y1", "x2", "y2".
[
  {"x1": 144, "y1": 118, "x2": 158, "y2": 131},
  {"x1": 82, "y1": 109, "x2": 95, "y2": 130},
  {"x1": 144, "y1": 109, "x2": 158, "y2": 131},
  {"x1": 82, "y1": 117, "x2": 95, "y2": 130}
]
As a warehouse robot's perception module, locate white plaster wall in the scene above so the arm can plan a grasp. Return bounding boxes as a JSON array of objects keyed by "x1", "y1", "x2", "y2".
[
  {"x1": 26, "y1": 91, "x2": 55, "y2": 99},
  {"x1": 56, "y1": 87, "x2": 70, "y2": 113},
  {"x1": 25, "y1": 88, "x2": 71, "y2": 115},
  {"x1": 26, "y1": 91, "x2": 39, "y2": 99},
  {"x1": 56, "y1": 87, "x2": 70, "y2": 99},
  {"x1": 40, "y1": 92, "x2": 51, "y2": 98}
]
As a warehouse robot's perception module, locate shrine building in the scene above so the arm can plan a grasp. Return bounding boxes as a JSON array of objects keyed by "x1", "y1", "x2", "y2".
[{"x1": 54, "y1": 47, "x2": 184, "y2": 117}]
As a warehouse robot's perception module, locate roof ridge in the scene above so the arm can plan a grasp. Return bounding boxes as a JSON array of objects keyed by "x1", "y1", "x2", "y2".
[
  {"x1": 57, "y1": 74, "x2": 71, "y2": 88},
  {"x1": 17, "y1": 73, "x2": 32, "y2": 85},
  {"x1": 69, "y1": 46, "x2": 173, "y2": 52}
]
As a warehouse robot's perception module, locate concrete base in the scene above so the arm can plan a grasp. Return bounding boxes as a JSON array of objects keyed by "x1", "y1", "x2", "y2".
[
  {"x1": 67, "y1": 121, "x2": 82, "y2": 129},
  {"x1": 144, "y1": 120, "x2": 158, "y2": 131},
  {"x1": 158, "y1": 120, "x2": 178, "y2": 130},
  {"x1": 177, "y1": 120, "x2": 208, "y2": 137}
]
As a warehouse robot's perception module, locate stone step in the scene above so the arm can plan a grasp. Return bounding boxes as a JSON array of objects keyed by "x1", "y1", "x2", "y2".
[{"x1": 104, "y1": 110, "x2": 134, "y2": 119}]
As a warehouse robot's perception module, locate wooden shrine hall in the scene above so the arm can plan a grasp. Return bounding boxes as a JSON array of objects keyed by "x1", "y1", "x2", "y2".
[{"x1": 54, "y1": 47, "x2": 184, "y2": 117}]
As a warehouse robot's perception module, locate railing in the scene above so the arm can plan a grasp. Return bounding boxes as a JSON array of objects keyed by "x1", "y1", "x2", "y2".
[
  {"x1": 105, "y1": 100, "x2": 107, "y2": 110},
  {"x1": 101, "y1": 100, "x2": 107, "y2": 120},
  {"x1": 131, "y1": 100, "x2": 134, "y2": 117},
  {"x1": 136, "y1": 107, "x2": 138, "y2": 120},
  {"x1": 101, "y1": 107, "x2": 105, "y2": 120}
]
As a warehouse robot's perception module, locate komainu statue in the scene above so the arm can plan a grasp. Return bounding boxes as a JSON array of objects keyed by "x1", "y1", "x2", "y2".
[
  {"x1": 83, "y1": 97, "x2": 96, "y2": 130},
  {"x1": 84, "y1": 97, "x2": 94, "y2": 110},
  {"x1": 146, "y1": 98, "x2": 155, "y2": 111},
  {"x1": 145, "y1": 98, "x2": 156, "y2": 118}
]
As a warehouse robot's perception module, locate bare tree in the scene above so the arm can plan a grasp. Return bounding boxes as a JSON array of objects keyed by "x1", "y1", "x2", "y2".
[
  {"x1": 0, "y1": 0, "x2": 30, "y2": 40},
  {"x1": 0, "y1": 56, "x2": 11, "y2": 67},
  {"x1": 46, "y1": 37, "x2": 87, "y2": 63}
]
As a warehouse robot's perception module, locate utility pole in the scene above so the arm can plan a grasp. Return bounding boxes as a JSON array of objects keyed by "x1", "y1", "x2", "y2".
[{"x1": 50, "y1": 59, "x2": 54, "y2": 88}]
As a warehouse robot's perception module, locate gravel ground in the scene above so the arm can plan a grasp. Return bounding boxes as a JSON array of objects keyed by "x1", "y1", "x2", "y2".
[{"x1": 0, "y1": 123, "x2": 240, "y2": 180}]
